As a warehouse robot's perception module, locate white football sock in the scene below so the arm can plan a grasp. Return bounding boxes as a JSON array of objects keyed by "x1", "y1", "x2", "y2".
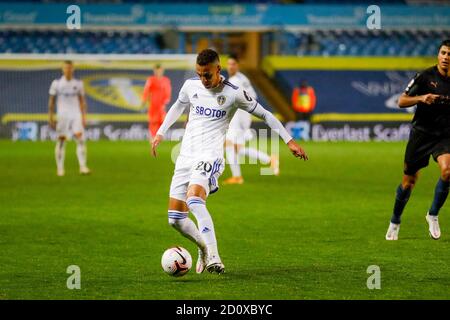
[
  {"x1": 186, "y1": 196, "x2": 219, "y2": 258},
  {"x1": 225, "y1": 145, "x2": 242, "y2": 177},
  {"x1": 168, "y1": 210, "x2": 206, "y2": 249},
  {"x1": 55, "y1": 139, "x2": 66, "y2": 171},
  {"x1": 75, "y1": 138, "x2": 87, "y2": 168},
  {"x1": 239, "y1": 147, "x2": 270, "y2": 164}
]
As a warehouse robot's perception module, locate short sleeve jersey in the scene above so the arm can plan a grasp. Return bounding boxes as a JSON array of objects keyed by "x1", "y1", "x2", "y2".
[
  {"x1": 49, "y1": 76, "x2": 84, "y2": 118},
  {"x1": 404, "y1": 66, "x2": 450, "y2": 135},
  {"x1": 176, "y1": 76, "x2": 259, "y2": 158}
]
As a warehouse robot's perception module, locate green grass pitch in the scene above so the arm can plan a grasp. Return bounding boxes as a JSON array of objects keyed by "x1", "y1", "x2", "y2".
[{"x1": 0, "y1": 139, "x2": 449, "y2": 300}]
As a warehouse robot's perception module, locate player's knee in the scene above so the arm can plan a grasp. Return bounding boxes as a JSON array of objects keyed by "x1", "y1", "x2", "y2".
[
  {"x1": 404, "y1": 182, "x2": 415, "y2": 190},
  {"x1": 75, "y1": 137, "x2": 86, "y2": 147},
  {"x1": 402, "y1": 175, "x2": 418, "y2": 189},
  {"x1": 441, "y1": 166, "x2": 450, "y2": 181},
  {"x1": 403, "y1": 180, "x2": 416, "y2": 189},
  {"x1": 186, "y1": 186, "x2": 206, "y2": 200},
  {"x1": 225, "y1": 139, "x2": 232, "y2": 147},
  {"x1": 73, "y1": 130, "x2": 83, "y2": 139}
]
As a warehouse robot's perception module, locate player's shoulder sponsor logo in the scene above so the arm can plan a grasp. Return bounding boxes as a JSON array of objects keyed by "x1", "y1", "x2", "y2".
[
  {"x1": 192, "y1": 93, "x2": 199, "y2": 99},
  {"x1": 430, "y1": 81, "x2": 438, "y2": 88},
  {"x1": 217, "y1": 95, "x2": 226, "y2": 106},
  {"x1": 243, "y1": 90, "x2": 253, "y2": 102},
  {"x1": 405, "y1": 78, "x2": 415, "y2": 91}
]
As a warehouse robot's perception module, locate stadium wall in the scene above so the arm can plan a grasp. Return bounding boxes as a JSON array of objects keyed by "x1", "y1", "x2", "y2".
[
  {"x1": 0, "y1": 55, "x2": 276, "y2": 141},
  {"x1": 0, "y1": 55, "x2": 197, "y2": 141},
  {"x1": 0, "y1": 56, "x2": 437, "y2": 142}
]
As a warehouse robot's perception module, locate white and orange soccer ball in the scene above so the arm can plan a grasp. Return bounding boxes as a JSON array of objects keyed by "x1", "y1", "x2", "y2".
[{"x1": 161, "y1": 246, "x2": 192, "y2": 277}]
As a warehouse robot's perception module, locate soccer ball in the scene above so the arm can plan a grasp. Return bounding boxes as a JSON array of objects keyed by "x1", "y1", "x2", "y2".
[{"x1": 161, "y1": 246, "x2": 192, "y2": 277}]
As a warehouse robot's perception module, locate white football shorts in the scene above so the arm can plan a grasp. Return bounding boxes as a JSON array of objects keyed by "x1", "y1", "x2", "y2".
[
  {"x1": 56, "y1": 114, "x2": 84, "y2": 138},
  {"x1": 169, "y1": 155, "x2": 225, "y2": 201}
]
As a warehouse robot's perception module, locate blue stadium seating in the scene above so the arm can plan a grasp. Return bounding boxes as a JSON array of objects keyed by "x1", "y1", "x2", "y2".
[
  {"x1": 1, "y1": 28, "x2": 447, "y2": 56},
  {"x1": 0, "y1": 30, "x2": 169, "y2": 54},
  {"x1": 281, "y1": 29, "x2": 450, "y2": 56}
]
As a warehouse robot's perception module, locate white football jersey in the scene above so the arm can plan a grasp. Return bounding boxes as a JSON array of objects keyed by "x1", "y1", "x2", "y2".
[
  {"x1": 228, "y1": 72, "x2": 256, "y2": 132},
  {"x1": 49, "y1": 76, "x2": 84, "y2": 118},
  {"x1": 158, "y1": 75, "x2": 292, "y2": 159},
  {"x1": 178, "y1": 76, "x2": 256, "y2": 158}
]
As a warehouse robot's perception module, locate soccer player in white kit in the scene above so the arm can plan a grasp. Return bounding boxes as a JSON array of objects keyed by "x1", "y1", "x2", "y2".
[
  {"x1": 223, "y1": 54, "x2": 279, "y2": 185},
  {"x1": 48, "y1": 61, "x2": 90, "y2": 176},
  {"x1": 152, "y1": 49, "x2": 307, "y2": 274}
]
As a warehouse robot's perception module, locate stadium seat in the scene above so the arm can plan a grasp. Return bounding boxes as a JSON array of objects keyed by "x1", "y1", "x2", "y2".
[
  {"x1": 0, "y1": 29, "x2": 164, "y2": 54},
  {"x1": 0, "y1": 27, "x2": 447, "y2": 56},
  {"x1": 280, "y1": 29, "x2": 447, "y2": 57}
]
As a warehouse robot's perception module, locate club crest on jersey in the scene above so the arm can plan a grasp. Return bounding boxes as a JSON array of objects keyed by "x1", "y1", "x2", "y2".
[{"x1": 217, "y1": 95, "x2": 226, "y2": 106}]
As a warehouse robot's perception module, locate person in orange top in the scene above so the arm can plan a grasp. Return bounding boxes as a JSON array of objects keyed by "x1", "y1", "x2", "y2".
[
  {"x1": 291, "y1": 80, "x2": 316, "y2": 121},
  {"x1": 141, "y1": 64, "x2": 172, "y2": 138}
]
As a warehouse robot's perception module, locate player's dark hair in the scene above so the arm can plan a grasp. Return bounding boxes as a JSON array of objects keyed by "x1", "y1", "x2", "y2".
[
  {"x1": 155, "y1": 63, "x2": 161, "y2": 69},
  {"x1": 196, "y1": 49, "x2": 219, "y2": 66},
  {"x1": 63, "y1": 60, "x2": 73, "y2": 65},
  {"x1": 228, "y1": 53, "x2": 239, "y2": 63},
  {"x1": 438, "y1": 39, "x2": 450, "y2": 52}
]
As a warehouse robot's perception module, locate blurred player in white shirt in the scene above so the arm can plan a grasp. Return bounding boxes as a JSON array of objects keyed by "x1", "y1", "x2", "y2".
[
  {"x1": 152, "y1": 49, "x2": 307, "y2": 275},
  {"x1": 223, "y1": 54, "x2": 279, "y2": 185},
  {"x1": 48, "y1": 61, "x2": 90, "y2": 176}
]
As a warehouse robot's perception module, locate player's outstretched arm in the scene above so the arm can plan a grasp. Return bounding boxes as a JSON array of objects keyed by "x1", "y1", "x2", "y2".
[
  {"x1": 151, "y1": 99, "x2": 188, "y2": 157},
  {"x1": 247, "y1": 102, "x2": 308, "y2": 161}
]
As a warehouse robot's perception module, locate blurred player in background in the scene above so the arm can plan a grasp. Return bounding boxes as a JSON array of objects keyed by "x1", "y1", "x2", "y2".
[
  {"x1": 291, "y1": 80, "x2": 316, "y2": 121},
  {"x1": 223, "y1": 54, "x2": 279, "y2": 185},
  {"x1": 386, "y1": 40, "x2": 450, "y2": 240},
  {"x1": 141, "y1": 64, "x2": 172, "y2": 141},
  {"x1": 152, "y1": 49, "x2": 308, "y2": 274},
  {"x1": 48, "y1": 60, "x2": 90, "y2": 177}
]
